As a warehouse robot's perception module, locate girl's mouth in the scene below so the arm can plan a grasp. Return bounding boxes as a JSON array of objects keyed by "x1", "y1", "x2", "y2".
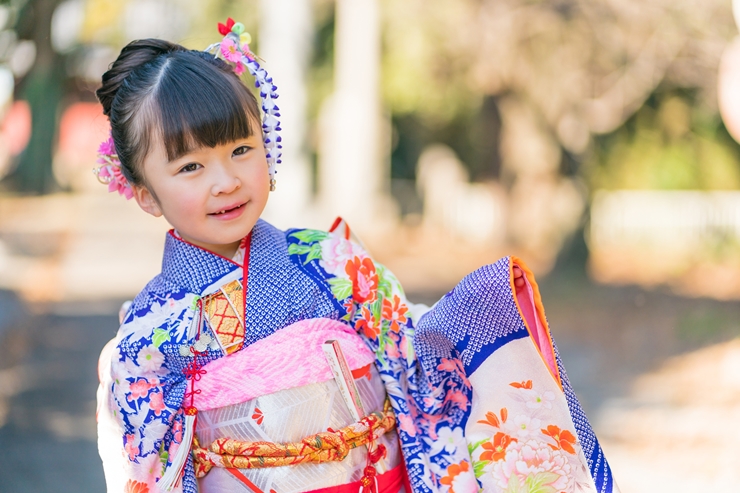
[{"x1": 210, "y1": 202, "x2": 247, "y2": 219}]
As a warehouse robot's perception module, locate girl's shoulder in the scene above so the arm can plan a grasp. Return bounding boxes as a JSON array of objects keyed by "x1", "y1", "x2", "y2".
[{"x1": 117, "y1": 274, "x2": 198, "y2": 344}]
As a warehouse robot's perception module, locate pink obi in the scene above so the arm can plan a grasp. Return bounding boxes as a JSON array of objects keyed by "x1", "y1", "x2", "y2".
[{"x1": 193, "y1": 318, "x2": 403, "y2": 493}]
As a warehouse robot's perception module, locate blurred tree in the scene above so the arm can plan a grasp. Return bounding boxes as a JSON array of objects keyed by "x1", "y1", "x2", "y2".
[
  {"x1": 10, "y1": 0, "x2": 64, "y2": 194},
  {"x1": 380, "y1": 0, "x2": 740, "y2": 263}
]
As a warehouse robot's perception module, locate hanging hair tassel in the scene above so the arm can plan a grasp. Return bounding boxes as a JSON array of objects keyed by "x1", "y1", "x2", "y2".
[{"x1": 158, "y1": 407, "x2": 197, "y2": 492}]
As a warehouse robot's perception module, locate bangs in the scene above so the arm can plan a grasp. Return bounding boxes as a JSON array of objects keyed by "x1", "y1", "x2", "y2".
[{"x1": 150, "y1": 54, "x2": 259, "y2": 161}]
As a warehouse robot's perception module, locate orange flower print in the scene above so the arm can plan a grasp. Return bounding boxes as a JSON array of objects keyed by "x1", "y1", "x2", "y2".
[
  {"x1": 477, "y1": 408, "x2": 508, "y2": 428},
  {"x1": 509, "y1": 380, "x2": 533, "y2": 389},
  {"x1": 252, "y1": 407, "x2": 264, "y2": 425},
  {"x1": 124, "y1": 480, "x2": 149, "y2": 493},
  {"x1": 356, "y1": 306, "x2": 381, "y2": 339},
  {"x1": 439, "y1": 460, "x2": 477, "y2": 492},
  {"x1": 345, "y1": 256, "x2": 379, "y2": 304},
  {"x1": 542, "y1": 424, "x2": 577, "y2": 454},
  {"x1": 382, "y1": 295, "x2": 408, "y2": 332},
  {"x1": 480, "y1": 432, "x2": 518, "y2": 462}
]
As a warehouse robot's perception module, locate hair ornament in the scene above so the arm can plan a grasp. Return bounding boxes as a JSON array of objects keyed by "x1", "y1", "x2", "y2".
[
  {"x1": 93, "y1": 134, "x2": 134, "y2": 200},
  {"x1": 94, "y1": 18, "x2": 281, "y2": 195},
  {"x1": 207, "y1": 17, "x2": 282, "y2": 191}
]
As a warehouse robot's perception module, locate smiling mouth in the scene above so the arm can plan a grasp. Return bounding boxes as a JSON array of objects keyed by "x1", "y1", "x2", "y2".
[{"x1": 211, "y1": 203, "x2": 246, "y2": 215}]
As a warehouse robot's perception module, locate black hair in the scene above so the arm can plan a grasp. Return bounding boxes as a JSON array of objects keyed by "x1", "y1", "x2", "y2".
[{"x1": 96, "y1": 39, "x2": 261, "y2": 186}]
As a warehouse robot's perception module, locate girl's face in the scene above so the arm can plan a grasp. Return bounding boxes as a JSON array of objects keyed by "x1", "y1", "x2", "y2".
[{"x1": 133, "y1": 133, "x2": 270, "y2": 259}]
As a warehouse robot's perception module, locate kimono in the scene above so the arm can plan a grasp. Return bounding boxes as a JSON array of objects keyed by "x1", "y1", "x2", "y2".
[{"x1": 97, "y1": 219, "x2": 618, "y2": 493}]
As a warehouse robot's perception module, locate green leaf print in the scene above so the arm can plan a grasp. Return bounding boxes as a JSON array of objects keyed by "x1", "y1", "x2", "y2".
[
  {"x1": 287, "y1": 243, "x2": 312, "y2": 256},
  {"x1": 152, "y1": 328, "x2": 171, "y2": 348},
  {"x1": 525, "y1": 472, "x2": 561, "y2": 493},
  {"x1": 305, "y1": 243, "x2": 324, "y2": 263},
  {"x1": 290, "y1": 229, "x2": 330, "y2": 244},
  {"x1": 328, "y1": 277, "x2": 353, "y2": 301},
  {"x1": 468, "y1": 438, "x2": 488, "y2": 456},
  {"x1": 473, "y1": 458, "x2": 488, "y2": 479},
  {"x1": 371, "y1": 298, "x2": 383, "y2": 322},
  {"x1": 159, "y1": 441, "x2": 169, "y2": 474}
]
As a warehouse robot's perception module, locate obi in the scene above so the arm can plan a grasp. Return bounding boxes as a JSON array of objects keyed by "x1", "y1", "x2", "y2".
[{"x1": 190, "y1": 317, "x2": 406, "y2": 493}]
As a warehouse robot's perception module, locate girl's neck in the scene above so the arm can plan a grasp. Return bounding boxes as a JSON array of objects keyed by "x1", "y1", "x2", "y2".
[{"x1": 173, "y1": 230, "x2": 242, "y2": 260}]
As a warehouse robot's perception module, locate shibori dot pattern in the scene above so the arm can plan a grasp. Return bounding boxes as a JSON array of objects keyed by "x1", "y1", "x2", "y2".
[{"x1": 205, "y1": 19, "x2": 282, "y2": 190}]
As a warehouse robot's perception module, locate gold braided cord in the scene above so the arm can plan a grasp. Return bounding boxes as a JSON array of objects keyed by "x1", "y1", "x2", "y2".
[{"x1": 193, "y1": 399, "x2": 396, "y2": 477}]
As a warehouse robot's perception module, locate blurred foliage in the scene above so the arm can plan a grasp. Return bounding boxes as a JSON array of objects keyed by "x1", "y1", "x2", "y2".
[
  {"x1": 379, "y1": 0, "x2": 740, "y2": 191},
  {"x1": 590, "y1": 89, "x2": 740, "y2": 190}
]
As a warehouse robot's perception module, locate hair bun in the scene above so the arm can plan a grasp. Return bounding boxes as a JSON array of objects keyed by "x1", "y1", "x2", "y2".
[{"x1": 97, "y1": 39, "x2": 185, "y2": 116}]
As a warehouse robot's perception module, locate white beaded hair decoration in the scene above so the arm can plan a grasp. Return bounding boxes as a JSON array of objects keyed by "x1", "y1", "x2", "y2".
[{"x1": 205, "y1": 17, "x2": 282, "y2": 191}]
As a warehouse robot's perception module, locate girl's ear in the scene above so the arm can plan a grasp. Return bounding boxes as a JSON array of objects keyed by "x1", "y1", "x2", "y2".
[{"x1": 133, "y1": 185, "x2": 163, "y2": 217}]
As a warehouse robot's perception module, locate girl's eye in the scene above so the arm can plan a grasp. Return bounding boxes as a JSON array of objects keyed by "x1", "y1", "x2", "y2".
[
  {"x1": 179, "y1": 162, "x2": 201, "y2": 173},
  {"x1": 233, "y1": 145, "x2": 251, "y2": 156}
]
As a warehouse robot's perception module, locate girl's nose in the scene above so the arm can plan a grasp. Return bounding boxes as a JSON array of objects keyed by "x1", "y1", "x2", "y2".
[{"x1": 211, "y1": 166, "x2": 241, "y2": 196}]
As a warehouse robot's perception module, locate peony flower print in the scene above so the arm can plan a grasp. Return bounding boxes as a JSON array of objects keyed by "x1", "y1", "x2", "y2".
[
  {"x1": 490, "y1": 438, "x2": 572, "y2": 492},
  {"x1": 319, "y1": 235, "x2": 366, "y2": 276}
]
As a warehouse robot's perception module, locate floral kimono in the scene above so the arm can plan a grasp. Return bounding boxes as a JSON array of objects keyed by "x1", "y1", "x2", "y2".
[{"x1": 97, "y1": 219, "x2": 618, "y2": 493}]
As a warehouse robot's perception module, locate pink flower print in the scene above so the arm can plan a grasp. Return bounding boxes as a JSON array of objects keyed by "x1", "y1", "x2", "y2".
[
  {"x1": 167, "y1": 440, "x2": 180, "y2": 463},
  {"x1": 445, "y1": 390, "x2": 469, "y2": 410},
  {"x1": 437, "y1": 358, "x2": 465, "y2": 375},
  {"x1": 490, "y1": 438, "x2": 572, "y2": 492},
  {"x1": 132, "y1": 452, "x2": 164, "y2": 486},
  {"x1": 397, "y1": 413, "x2": 416, "y2": 437},
  {"x1": 512, "y1": 414, "x2": 541, "y2": 438},
  {"x1": 124, "y1": 433, "x2": 140, "y2": 461},
  {"x1": 148, "y1": 391, "x2": 165, "y2": 416},
  {"x1": 127, "y1": 378, "x2": 155, "y2": 401},
  {"x1": 172, "y1": 419, "x2": 183, "y2": 444},
  {"x1": 385, "y1": 336, "x2": 401, "y2": 358},
  {"x1": 319, "y1": 236, "x2": 365, "y2": 276},
  {"x1": 399, "y1": 334, "x2": 410, "y2": 360}
]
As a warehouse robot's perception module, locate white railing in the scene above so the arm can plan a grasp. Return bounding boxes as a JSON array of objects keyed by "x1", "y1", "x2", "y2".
[{"x1": 589, "y1": 190, "x2": 740, "y2": 248}]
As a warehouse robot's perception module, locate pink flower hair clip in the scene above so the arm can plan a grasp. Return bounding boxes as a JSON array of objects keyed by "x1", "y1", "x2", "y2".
[{"x1": 93, "y1": 134, "x2": 134, "y2": 200}]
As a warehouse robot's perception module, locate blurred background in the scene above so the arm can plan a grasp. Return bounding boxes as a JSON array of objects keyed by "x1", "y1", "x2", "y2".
[{"x1": 2, "y1": 0, "x2": 740, "y2": 490}]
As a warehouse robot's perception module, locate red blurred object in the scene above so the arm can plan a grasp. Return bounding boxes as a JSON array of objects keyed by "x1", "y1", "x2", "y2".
[
  {"x1": 57, "y1": 102, "x2": 109, "y2": 168},
  {"x1": 218, "y1": 18, "x2": 235, "y2": 36},
  {"x1": 1, "y1": 100, "x2": 32, "y2": 156}
]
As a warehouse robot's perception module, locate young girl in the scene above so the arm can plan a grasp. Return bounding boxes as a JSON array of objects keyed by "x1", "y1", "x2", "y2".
[{"x1": 96, "y1": 19, "x2": 618, "y2": 493}]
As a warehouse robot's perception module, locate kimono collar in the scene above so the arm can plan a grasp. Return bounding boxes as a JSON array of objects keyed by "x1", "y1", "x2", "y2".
[{"x1": 160, "y1": 219, "x2": 274, "y2": 294}]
